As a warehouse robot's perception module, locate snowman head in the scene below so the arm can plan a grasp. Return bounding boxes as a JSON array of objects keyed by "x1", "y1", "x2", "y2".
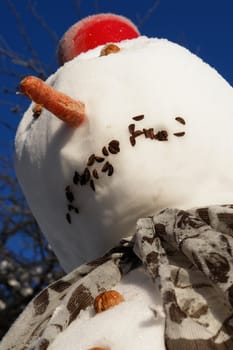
[{"x1": 16, "y1": 14, "x2": 233, "y2": 271}]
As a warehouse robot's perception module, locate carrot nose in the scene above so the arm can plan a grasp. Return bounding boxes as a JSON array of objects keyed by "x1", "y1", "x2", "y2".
[{"x1": 19, "y1": 76, "x2": 85, "y2": 127}]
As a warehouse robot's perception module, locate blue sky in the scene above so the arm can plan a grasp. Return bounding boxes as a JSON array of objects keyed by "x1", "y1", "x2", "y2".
[{"x1": 1, "y1": 0, "x2": 233, "y2": 162}]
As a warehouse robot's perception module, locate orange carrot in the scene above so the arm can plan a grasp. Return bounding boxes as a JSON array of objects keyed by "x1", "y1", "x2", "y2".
[{"x1": 20, "y1": 76, "x2": 85, "y2": 127}]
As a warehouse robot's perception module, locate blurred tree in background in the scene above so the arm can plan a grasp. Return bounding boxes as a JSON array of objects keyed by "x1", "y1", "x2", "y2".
[
  {"x1": 0, "y1": 0, "x2": 64, "y2": 338},
  {"x1": 0, "y1": 0, "x2": 159, "y2": 338}
]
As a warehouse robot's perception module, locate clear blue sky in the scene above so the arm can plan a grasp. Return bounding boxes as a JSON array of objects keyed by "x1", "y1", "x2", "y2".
[{"x1": 1, "y1": 0, "x2": 233, "y2": 162}]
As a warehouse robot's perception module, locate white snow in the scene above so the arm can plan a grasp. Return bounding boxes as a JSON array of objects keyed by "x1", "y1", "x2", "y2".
[
  {"x1": 15, "y1": 37, "x2": 233, "y2": 272},
  {"x1": 0, "y1": 260, "x2": 10, "y2": 271},
  {"x1": 0, "y1": 300, "x2": 6, "y2": 310},
  {"x1": 7, "y1": 278, "x2": 20, "y2": 288},
  {"x1": 20, "y1": 287, "x2": 33, "y2": 297},
  {"x1": 48, "y1": 267, "x2": 165, "y2": 350},
  {"x1": 13, "y1": 34, "x2": 233, "y2": 350}
]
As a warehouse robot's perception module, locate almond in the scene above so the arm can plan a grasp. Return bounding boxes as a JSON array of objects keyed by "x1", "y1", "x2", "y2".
[{"x1": 94, "y1": 290, "x2": 124, "y2": 313}]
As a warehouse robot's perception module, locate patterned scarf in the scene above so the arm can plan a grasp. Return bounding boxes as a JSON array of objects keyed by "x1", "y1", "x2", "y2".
[{"x1": 1, "y1": 205, "x2": 233, "y2": 350}]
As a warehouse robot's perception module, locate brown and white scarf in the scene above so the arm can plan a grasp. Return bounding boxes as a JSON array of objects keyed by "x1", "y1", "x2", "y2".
[{"x1": 1, "y1": 204, "x2": 233, "y2": 350}]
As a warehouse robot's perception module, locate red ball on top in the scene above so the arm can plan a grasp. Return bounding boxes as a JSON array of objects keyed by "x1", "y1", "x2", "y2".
[{"x1": 57, "y1": 13, "x2": 140, "y2": 65}]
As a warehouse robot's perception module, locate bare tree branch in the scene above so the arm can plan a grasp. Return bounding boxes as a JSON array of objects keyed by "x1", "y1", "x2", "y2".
[
  {"x1": 6, "y1": 0, "x2": 39, "y2": 62},
  {"x1": 93, "y1": 0, "x2": 100, "y2": 13},
  {"x1": 136, "y1": 0, "x2": 161, "y2": 28},
  {"x1": 27, "y1": 1, "x2": 59, "y2": 44},
  {"x1": 0, "y1": 160, "x2": 64, "y2": 338},
  {"x1": 73, "y1": 0, "x2": 84, "y2": 17}
]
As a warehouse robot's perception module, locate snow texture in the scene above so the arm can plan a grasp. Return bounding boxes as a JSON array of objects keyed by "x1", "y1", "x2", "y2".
[
  {"x1": 49, "y1": 268, "x2": 165, "y2": 350},
  {"x1": 15, "y1": 37, "x2": 233, "y2": 272}
]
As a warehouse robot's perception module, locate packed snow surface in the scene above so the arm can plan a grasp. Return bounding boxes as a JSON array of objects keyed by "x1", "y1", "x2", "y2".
[
  {"x1": 15, "y1": 36, "x2": 233, "y2": 272},
  {"x1": 48, "y1": 268, "x2": 165, "y2": 350}
]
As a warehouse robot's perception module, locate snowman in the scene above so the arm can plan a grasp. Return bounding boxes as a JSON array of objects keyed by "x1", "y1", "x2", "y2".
[{"x1": 1, "y1": 13, "x2": 233, "y2": 350}]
